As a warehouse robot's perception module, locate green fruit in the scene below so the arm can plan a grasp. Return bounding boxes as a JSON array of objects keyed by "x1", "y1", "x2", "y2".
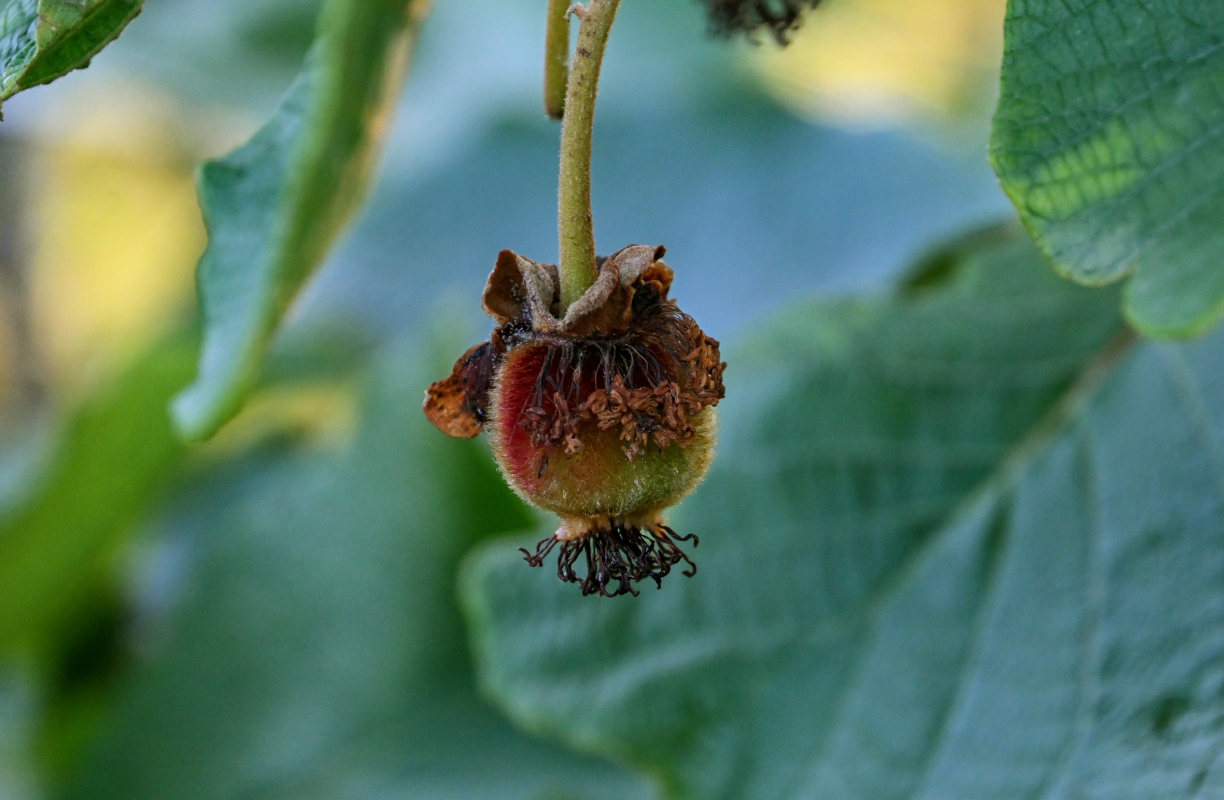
[{"x1": 424, "y1": 245, "x2": 725, "y2": 596}]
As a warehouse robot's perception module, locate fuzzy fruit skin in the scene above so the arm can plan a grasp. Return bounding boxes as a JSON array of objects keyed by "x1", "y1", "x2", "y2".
[{"x1": 488, "y1": 342, "x2": 717, "y2": 525}]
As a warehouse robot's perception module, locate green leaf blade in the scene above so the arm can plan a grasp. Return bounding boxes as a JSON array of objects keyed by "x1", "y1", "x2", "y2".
[
  {"x1": 0, "y1": 334, "x2": 195, "y2": 657},
  {"x1": 0, "y1": 0, "x2": 142, "y2": 103},
  {"x1": 171, "y1": 0, "x2": 429, "y2": 441},
  {"x1": 461, "y1": 228, "x2": 1224, "y2": 798},
  {"x1": 991, "y1": 0, "x2": 1224, "y2": 337}
]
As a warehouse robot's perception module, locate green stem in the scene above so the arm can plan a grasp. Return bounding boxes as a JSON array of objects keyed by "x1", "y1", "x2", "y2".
[
  {"x1": 557, "y1": 0, "x2": 621, "y2": 310},
  {"x1": 543, "y1": 0, "x2": 569, "y2": 119}
]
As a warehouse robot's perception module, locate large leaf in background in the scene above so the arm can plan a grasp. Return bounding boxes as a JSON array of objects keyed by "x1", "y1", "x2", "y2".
[
  {"x1": 991, "y1": 0, "x2": 1224, "y2": 337},
  {"x1": 467, "y1": 227, "x2": 1224, "y2": 799},
  {"x1": 0, "y1": 335, "x2": 194, "y2": 658},
  {"x1": 0, "y1": 0, "x2": 140, "y2": 105},
  {"x1": 0, "y1": 676, "x2": 38, "y2": 800},
  {"x1": 62, "y1": 339, "x2": 652, "y2": 800},
  {"x1": 170, "y1": 0, "x2": 429, "y2": 441}
]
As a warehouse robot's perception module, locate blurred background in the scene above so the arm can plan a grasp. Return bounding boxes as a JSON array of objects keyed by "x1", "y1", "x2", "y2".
[{"x1": 0, "y1": 0, "x2": 1010, "y2": 797}]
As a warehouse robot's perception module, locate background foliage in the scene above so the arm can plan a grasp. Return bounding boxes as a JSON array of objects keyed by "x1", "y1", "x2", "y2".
[{"x1": 0, "y1": 0, "x2": 1222, "y2": 798}]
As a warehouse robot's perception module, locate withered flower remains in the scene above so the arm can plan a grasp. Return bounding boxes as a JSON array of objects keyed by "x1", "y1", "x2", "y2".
[
  {"x1": 702, "y1": 0, "x2": 825, "y2": 42},
  {"x1": 424, "y1": 245, "x2": 725, "y2": 596}
]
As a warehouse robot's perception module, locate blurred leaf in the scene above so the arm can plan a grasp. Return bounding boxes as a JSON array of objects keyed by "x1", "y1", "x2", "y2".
[
  {"x1": 0, "y1": 0, "x2": 141, "y2": 105},
  {"x1": 0, "y1": 673, "x2": 39, "y2": 800},
  {"x1": 0, "y1": 334, "x2": 194, "y2": 658},
  {"x1": 466, "y1": 227, "x2": 1223, "y2": 798},
  {"x1": 171, "y1": 0, "x2": 430, "y2": 441},
  {"x1": 62, "y1": 337, "x2": 653, "y2": 800},
  {"x1": 991, "y1": 0, "x2": 1224, "y2": 337}
]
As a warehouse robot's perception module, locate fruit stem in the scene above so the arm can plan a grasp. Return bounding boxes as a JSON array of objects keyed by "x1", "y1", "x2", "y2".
[
  {"x1": 543, "y1": 0, "x2": 570, "y2": 119},
  {"x1": 557, "y1": 0, "x2": 621, "y2": 310}
]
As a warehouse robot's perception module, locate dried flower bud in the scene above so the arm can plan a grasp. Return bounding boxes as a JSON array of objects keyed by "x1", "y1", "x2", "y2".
[
  {"x1": 702, "y1": 0, "x2": 824, "y2": 43},
  {"x1": 424, "y1": 245, "x2": 726, "y2": 596}
]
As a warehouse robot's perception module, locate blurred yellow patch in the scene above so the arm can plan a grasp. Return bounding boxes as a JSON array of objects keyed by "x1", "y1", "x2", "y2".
[
  {"x1": 27, "y1": 85, "x2": 206, "y2": 392},
  {"x1": 749, "y1": 0, "x2": 1006, "y2": 127}
]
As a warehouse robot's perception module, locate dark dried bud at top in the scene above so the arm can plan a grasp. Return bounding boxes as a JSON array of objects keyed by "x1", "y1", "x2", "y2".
[
  {"x1": 424, "y1": 245, "x2": 726, "y2": 597},
  {"x1": 702, "y1": 0, "x2": 824, "y2": 43}
]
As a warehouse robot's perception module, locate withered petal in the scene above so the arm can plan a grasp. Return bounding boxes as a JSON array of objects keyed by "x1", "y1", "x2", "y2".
[
  {"x1": 561, "y1": 244, "x2": 668, "y2": 337},
  {"x1": 640, "y1": 262, "x2": 673, "y2": 297},
  {"x1": 481, "y1": 250, "x2": 563, "y2": 329},
  {"x1": 423, "y1": 341, "x2": 496, "y2": 439},
  {"x1": 481, "y1": 250, "x2": 526, "y2": 324},
  {"x1": 520, "y1": 258, "x2": 563, "y2": 330},
  {"x1": 608, "y1": 244, "x2": 666, "y2": 286}
]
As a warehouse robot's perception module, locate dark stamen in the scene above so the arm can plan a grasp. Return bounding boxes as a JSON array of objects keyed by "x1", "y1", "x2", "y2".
[{"x1": 521, "y1": 521, "x2": 700, "y2": 597}]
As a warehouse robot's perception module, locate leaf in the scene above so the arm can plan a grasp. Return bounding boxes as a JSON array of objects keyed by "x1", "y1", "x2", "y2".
[
  {"x1": 0, "y1": 674, "x2": 38, "y2": 800},
  {"x1": 0, "y1": 334, "x2": 194, "y2": 658},
  {"x1": 0, "y1": 0, "x2": 141, "y2": 105},
  {"x1": 170, "y1": 0, "x2": 430, "y2": 441},
  {"x1": 465, "y1": 226, "x2": 1224, "y2": 799},
  {"x1": 991, "y1": 0, "x2": 1224, "y2": 337},
  {"x1": 61, "y1": 338, "x2": 653, "y2": 800}
]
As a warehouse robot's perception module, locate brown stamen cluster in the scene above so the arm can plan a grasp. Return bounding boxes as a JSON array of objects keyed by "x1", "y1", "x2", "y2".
[
  {"x1": 423, "y1": 244, "x2": 725, "y2": 597},
  {"x1": 518, "y1": 308, "x2": 725, "y2": 461},
  {"x1": 521, "y1": 523, "x2": 699, "y2": 597}
]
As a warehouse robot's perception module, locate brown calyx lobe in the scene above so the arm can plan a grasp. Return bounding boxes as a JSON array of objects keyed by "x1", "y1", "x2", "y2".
[{"x1": 424, "y1": 245, "x2": 725, "y2": 458}]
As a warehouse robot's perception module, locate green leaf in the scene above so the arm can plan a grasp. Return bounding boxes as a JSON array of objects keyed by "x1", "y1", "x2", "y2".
[
  {"x1": 0, "y1": 0, "x2": 141, "y2": 104},
  {"x1": 0, "y1": 334, "x2": 194, "y2": 658},
  {"x1": 170, "y1": 0, "x2": 430, "y2": 441},
  {"x1": 464, "y1": 226, "x2": 1224, "y2": 798},
  {"x1": 991, "y1": 0, "x2": 1224, "y2": 337},
  {"x1": 0, "y1": 675, "x2": 38, "y2": 800},
  {"x1": 62, "y1": 338, "x2": 653, "y2": 800}
]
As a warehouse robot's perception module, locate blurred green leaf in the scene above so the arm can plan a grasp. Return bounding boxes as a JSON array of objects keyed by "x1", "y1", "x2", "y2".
[
  {"x1": 0, "y1": 335, "x2": 194, "y2": 658},
  {"x1": 464, "y1": 227, "x2": 1224, "y2": 798},
  {"x1": 62, "y1": 338, "x2": 653, "y2": 800},
  {"x1": 991, "y1": 0, "x2": 1224, "y2": 337},
  {"x1": 0, "y1": 674, "x2": 39, "y2": 800},
  {"x1": 0, "y1": 0, "x2": 141, "y2": 105},
  {"x1": 171, "y1": 0, "x2": 430, "y2": 441}
]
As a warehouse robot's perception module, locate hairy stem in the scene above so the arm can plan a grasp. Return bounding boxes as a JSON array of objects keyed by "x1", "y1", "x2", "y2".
[
  {"x1": 557, "y1": 0, "x2": 621, "y2": 310},
  {"x1": 543, "y1": 0, "x2": 570, "y2": 119}
]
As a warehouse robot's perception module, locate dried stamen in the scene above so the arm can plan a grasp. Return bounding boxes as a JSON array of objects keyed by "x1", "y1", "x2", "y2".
[
  {"x1": 512, "y1": 301, "x2": 725, "y2": 460},
  {"x1": 520, "y1": 522, "x2": 699, "y2": 597},
  {"x1": 703, "y1": 0, "x2": 824, "y2": 43}
]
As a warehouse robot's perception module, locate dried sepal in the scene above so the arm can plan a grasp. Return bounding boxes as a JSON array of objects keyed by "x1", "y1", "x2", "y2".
[
  {"x1": 422, "y1": 341, "x2": 497, "y2": 438},
  {"x1": 482, "y1": 250, "x2": 561, "y2": 327}
]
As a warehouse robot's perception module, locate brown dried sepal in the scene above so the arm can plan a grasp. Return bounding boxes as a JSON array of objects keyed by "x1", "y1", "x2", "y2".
[
  {"x1": 479, "y1": 244, "x2": 668, "y2": 336},
  {"x1": 482, "y1": 250, "x2": 561, "y2": 326},
  {"x1": 423, "y1": 342, "x2": 497, "y2": 438}
]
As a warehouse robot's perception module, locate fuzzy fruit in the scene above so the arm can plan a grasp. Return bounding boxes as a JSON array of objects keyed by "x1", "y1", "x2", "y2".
[{"x1": 424, "y1": 245, "x2": 725, "y2": 596}]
